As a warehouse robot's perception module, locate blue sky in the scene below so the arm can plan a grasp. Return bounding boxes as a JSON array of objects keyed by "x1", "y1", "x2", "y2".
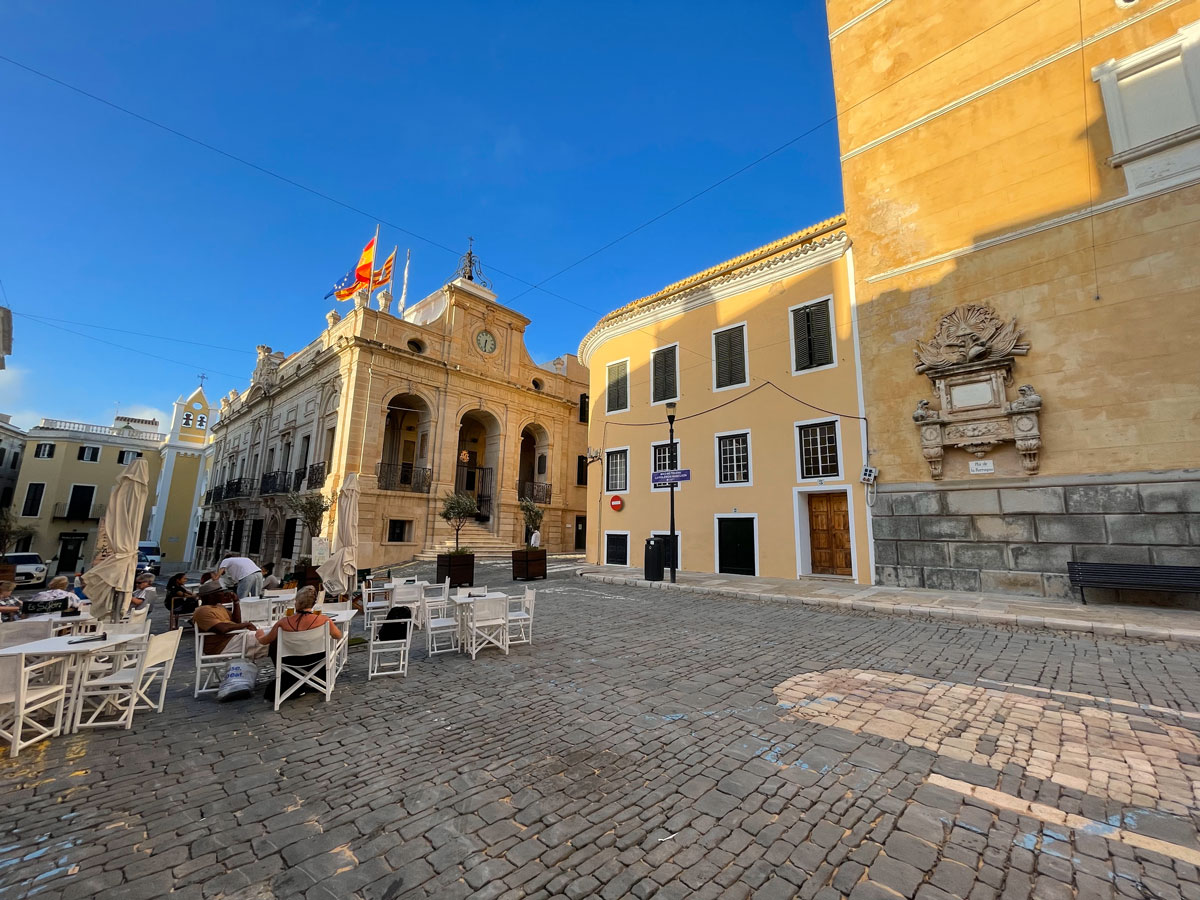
[{"x1": 0, "y1": 0, "x2": 843, "y2": 431}]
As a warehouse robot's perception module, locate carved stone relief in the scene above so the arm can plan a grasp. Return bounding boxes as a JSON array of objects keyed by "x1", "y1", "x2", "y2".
[{"x1": 911, "y1": 305, "x2": 1042, "y2": 480}]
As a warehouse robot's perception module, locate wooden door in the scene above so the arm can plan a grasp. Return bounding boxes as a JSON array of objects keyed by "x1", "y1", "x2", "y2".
[{"x1": 808, "y1": 493, "x2": 852, "y2": 576}]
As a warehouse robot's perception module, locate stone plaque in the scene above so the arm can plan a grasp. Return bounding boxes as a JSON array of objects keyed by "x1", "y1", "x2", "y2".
[
  {"x1": 950, "y1": 380, "x2": 994, "y2": 409},
  {"x1": 969, "y1": 460, "x2": 995, "y2": 474}
]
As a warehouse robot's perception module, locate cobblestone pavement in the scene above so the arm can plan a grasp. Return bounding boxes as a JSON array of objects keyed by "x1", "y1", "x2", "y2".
[{"x1": 4, "y1": 559, "x2": 1200, "y2": 899}]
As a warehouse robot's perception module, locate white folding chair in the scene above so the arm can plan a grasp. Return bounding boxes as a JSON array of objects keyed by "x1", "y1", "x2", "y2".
[
  {"x1": 368, "y1": 612, "x2": 411, "y2": 679},
  {"x1": 463, "y1": 596, "x2": 509, "y2": 660},
  {"x1": 273, "y1": 624, "x2": 336, "y2": 711},
  {"x1": 89, "y1": 621, "x2": 151, "y2": 676},
  {"x1": 0, "y1": 621, "x2": 54, "y2": 649},
  {"x1": 508, "y1": 588, "x2": 536, "y2": 646},
  {"x1": 0, "y1": 653, "x2": 69, "y2": 757},
  {"x1": 318, "y1": 601, "x2": 352, "y2": 614},
  {"x1": 74, "y1": 630, "x2": 184, "y2": 729},
  {"x1": 425, "y1": 590, "x2": 459, "y2": 656},
  {"x1": 238, "y1": 598, "x2": 272, "y2": 625},
  {"x1": 124, "y1": 606, "x2": 149, "y2": 627},
  {"x1": 193, "y1": 624, "x2": 246, "y2": 698},
  {"x1": 419, "y1": 578, "x2": 450, "y2": 630}
]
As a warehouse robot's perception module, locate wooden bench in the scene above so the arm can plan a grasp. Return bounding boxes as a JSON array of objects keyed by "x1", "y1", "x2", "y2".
[{"x1": 1067, "y1": 562, "x2": 1200, "y2": 604}]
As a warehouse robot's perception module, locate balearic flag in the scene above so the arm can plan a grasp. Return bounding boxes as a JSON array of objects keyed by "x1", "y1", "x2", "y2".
[{"x1": 372, "y1": 248, "x2": 396, "y2": 289}]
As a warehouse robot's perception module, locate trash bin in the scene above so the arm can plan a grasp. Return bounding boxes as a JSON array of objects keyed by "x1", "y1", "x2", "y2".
[{"x1": 644, "y1": 536, "x2": 664, "y2": 582}]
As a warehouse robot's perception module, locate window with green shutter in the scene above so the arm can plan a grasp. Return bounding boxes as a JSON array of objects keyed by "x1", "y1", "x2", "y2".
[
  {"x1": 651, "y1": 345, "x2": 678, "y2": 404},
  {"x1": 713, "y1": 325, "x2": 747, "y2": 390},
  {"x1": 606, "y1": 360, "x2": 629, "y2": 413},
  {"x1": 791, "y1": 298, "x2": 834, "y2": 372}
]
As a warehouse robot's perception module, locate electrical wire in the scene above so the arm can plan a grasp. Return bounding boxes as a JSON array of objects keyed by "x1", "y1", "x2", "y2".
[{"x1": 9, "y1": 310, "x2": 256, "y2": 354}]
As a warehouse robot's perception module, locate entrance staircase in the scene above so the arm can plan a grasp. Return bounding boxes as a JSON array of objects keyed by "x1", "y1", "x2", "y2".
[{"x1": 413, "y1": 520, "x2": 523, "y2": 560}]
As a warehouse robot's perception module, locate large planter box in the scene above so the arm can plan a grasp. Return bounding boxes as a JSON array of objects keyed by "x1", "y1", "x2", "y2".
[
  {"x1": 0, "y1": 564, "x2": 16, "y2": 584},
  {"x1": 512, "y1": 549, "x2": 547, "y2": 581},
  {"x1": 437, "y1": 553, "x2": 475, "y2": 588}
]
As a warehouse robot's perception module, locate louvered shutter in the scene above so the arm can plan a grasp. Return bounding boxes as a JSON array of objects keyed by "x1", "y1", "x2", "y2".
[
  {"x1": 652, "y1": 346, "x2": 677, "y2": 403},
  {"x1": 792, "y1": 307, "x2": 812, "y2": 371},
  {"x1": 714, "y1": 326, "x2": 746, "y2": 388},
  {"x1": 794, "y1": 300, "x2": 833, "y2": 371},
  {"x1": 606, "y1": 361, "x2": 628, "y2": 412}
]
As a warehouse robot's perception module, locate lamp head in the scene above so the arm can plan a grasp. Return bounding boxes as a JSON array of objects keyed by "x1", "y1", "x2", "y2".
[{"x1": 666, "y1": 401, "x2": 677, "y2": 423}]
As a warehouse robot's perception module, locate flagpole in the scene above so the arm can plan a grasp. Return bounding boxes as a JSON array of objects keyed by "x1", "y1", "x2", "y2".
[
  {"x1": 398, "y1": 248, "x2": 411, "y2": 317},
  {"x1": 389, "y1": 245, "x2": 397, "y2": 294},
  {"x1": 366, "y1": 224, "x2": 379, "y2": 305}
]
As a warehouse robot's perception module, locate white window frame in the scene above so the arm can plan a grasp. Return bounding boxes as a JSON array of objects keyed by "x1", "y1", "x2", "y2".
[
  {"x1": 384, "y1": 518, "x2": 416, "y2": 544},
  {"x1": 792, "y1": 485, "x2": 858, "y2": 580},
  {"x1": 605, "y1": 358, "x2": 631, "y2": 415},
  {"x1": 794, "y1": 417, "x2": 845, "y2": 484},
  {"x1": 650, "y1": 439, "x2": 682, "y2": 493},
  {"x1": 711, "y1": 322, "x2": 749, "y2": 393},
  {"x1": 787, "y1": 295, "x2": 838, "y2": 376},
  {"x1": 650, "y1": 530, "x2": 683, "y2": 570},
  {"x1": 713, "y1": 429, "x2": 753, "y2": 488},
  {"x1": 603, "y1": 530, "x2": 631, "y2": 567},
  {"x1": 34, "y1": 443, "x2": 55, "y2": 459},
  {"x1": 713, "y1": 513, "x2": 759, "y2": 577},
  {"x1": 604, "y1": 446, "x2": 630, "y2": 495},
  {"x1": 118, "y1": 449, "x2": 142, "y2": 466},
  {"x1": 78, "y1": 445, "x2": 101, "y2": 463},
  {"x1": 20, "y1": 482, "x2": 46, "y2": 518},
  {"x1": 649, "y1": 342, "x2": 680, "y2": 406}
]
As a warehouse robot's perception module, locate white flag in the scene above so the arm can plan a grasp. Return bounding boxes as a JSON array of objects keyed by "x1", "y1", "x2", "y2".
[{"x1": 398, "y1": 249, "x2": 411, "y2": 315}]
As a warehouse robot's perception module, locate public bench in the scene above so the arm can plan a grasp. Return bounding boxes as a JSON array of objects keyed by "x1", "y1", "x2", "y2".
[{"x1": 1067, "y1": 562, "x2": 1200, "y2": 605}]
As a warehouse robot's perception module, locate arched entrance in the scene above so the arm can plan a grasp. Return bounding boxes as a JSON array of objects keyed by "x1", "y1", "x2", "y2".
[
  {"x1": 517, "y1": 423, "x2": 552, "y2": 506},
  {"x1": 379, "y1": 393, "x2": 433, "y2": 492},
  {"x1": 456, "y1": 410, "x2": 502, "y2": 522}
]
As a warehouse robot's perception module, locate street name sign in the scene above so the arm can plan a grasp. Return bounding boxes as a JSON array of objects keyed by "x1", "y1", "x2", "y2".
[{"x1": 651, "y1": 469, "x2": 691, "y2": 484}]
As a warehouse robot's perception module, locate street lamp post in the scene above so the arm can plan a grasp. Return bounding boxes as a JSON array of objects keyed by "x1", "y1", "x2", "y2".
[{"x1": 666, "y1": 401, "x2": 677, "y2": 584}]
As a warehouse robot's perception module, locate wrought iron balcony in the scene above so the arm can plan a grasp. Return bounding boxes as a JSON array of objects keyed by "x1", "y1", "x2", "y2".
[
  {"x1": 518, "y1": 481, "x2": 552, "y2": 505},
  {"x1": 259, "y1": 470, "x2": 291, "y2": 495},
  {"x1": 307, "y1": 461, "x2": 327, "y2": 489},
  {"x1": 377, "y1": 462, "x2": 433, "y2": 493},
  {"x1": 222, "y1": 478, "x2": 251, "y2": 500},
  {"x1": 292, "y1": 467, "x2": 307, "y2": 491},
  {"x1": 52, "y1": 501, "x2": 105, "y2": 520}
]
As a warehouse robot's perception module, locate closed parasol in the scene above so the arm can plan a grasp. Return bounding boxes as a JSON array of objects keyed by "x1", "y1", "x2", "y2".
[
  {"x1": 317, "y1": 472, "x2": 359, "y2": 597},
  {"x1": 83, "y1": 457, "x2": 150, "y2": 621}
]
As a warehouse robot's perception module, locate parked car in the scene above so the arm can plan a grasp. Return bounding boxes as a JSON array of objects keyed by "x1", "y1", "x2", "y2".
[
  {"x1": 3, "y1": 552, "x2": 49, "y2": 588},
  {"x1": 137, "y1": 542, "x2": 162, "y2": 574},
  {"x1": 135, "y1": 552, "x2": 157, "y2": 579}
]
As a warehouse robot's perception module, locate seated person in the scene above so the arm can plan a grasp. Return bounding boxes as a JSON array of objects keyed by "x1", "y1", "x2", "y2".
[
  {"x1": 165, "y1": 573, "x2": 199, "y2": 628},
  {"x1": 128, "y1": 573, "x2": 157, "y2": 612},
  {"x1": 256, "y1": 586, "x2": 342, "y2": 699},
  {"x1": 261, "y1": 563, "x2": 281, "y2": 591},
  {"x1": 0, "y1": 581, "x2": 19, "y2": 621},
  {"x1": 25, "y1": 576, "x2": 81, "y2": 615},
  {"x1": 192, "y1": 581, "x2": 266, "y2": 659}
]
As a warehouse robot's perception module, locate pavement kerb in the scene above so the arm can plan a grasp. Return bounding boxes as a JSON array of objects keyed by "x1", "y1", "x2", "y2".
[{"x1": 576, "y1": 569, "x2": 1200, "y2": 646}]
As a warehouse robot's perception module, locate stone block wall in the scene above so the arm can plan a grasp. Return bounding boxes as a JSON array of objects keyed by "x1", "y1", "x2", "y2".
[{"x1": 872, "y1": 478, "x2": 1200, "y2": 598}]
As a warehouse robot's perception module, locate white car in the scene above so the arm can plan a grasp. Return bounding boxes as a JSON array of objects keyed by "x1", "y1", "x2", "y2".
[
  {"x1": 137, "y1": 542, "x2": 162, "y2": 575},
  {"x1": 3, "y1": 552, "x2": 49, "y2": 588}
]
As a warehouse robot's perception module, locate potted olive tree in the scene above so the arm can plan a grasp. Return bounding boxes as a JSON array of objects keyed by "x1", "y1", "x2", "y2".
[
  {"x1": 437, "y1": 492, "x2": 478, "y2": 587},
  {"x1": 285, "y1": 490, "x2": 331, "y2": 589},
  {"x1": 512, "y1": 496, "x2": 547, "y2": 581}
]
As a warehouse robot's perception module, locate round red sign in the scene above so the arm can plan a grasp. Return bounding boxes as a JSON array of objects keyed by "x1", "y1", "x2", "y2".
[{"x1": 610, "y1": 496, "x2": 623, "y2": 511}]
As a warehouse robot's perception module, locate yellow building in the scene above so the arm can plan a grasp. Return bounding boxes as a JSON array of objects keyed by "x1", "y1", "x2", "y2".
[
  {"x1": 146, "y1": 386, "x2": 218, "y2": 569},
  {"x1": 579, "y1": 217, "x2": 875, "y2": 583},
  {"x1": 827, "y1": 1, "x2": 1200, "y2": 595}
]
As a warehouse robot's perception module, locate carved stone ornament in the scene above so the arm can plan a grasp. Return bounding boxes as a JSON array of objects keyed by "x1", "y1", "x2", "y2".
[
  {"x1": 911, "y1": 305, "x2": 1042, "y2": 480},
  {"x1": 325, "y1": 309, "x2": 342, "y2": 328},
  {"x1": 353, "y1": 287, "x2": 370, "y2": 309},
  {"x1": 377, "y1": 289, "x2": 393, "y2": 315}
]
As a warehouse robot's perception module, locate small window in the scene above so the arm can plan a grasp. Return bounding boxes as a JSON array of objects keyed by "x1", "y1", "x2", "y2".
[
  {"x1": 651, "y1": 345, "x2": 678, "y2": 404},
  {"x1": 21, "y1": 482, "x2": 45, "y2": 517},
  {"x1": 791, "y1": 298, "x2": 834, "y2": 372},
  {"x1": 0, "y1": 449, "x2": 6, "y2": 466},
  {"x1": 530, "y1": 378, "x2": 543, "y2": 391},
  {"x1": 537, "y1": 454, "x2": 547, "y2": 476},
  {"x1": 606, "y1": 360, "x2": 629, "y2": 413},
  {"x1": 651, "y1": 440, "x2": 680, "y2": 490},
  {"x1": 118, "y1": 449, "x2": 143, "y2": 465},
  {"x1": 387, "y1": 519, "x2": 414, "y2": 542},
  {"x1": 798, "y1": 421, "x2": 840, "y2": 480},
  {"x1": 407, "y1": 339, "x2": 426, "y2": 354},
  {"x1": 716, "y1": 432, "x2": 751, "y2": 485},
  {"x1": 605, "y1": 449, "x2": 628, "y2": 493},
  {"x1": 579, "y1": 393, "x2": 589, "y2": 424},
  {"x1": 9, "y1": 451, "x2": 18, "y2": 470},
  {"x1": 182, "y1": 412, "x2": 194, "y2": 428},
  {"x1": 577, "y1": 455, "x2": 588, "y2": 486},
  {"x1": 605, "y1": 533, "x2": 629, "y2": 566},
  {"x1": 713, "y1": 325, "x2": 748, "y2": 390},
  {"x1": 0, "y1": 486, "x2": 11, "y2": 508},
  {"x1": 78, "y1": 445, "x2": 101, "y2": 462},
  {"x1": 34, "y1": 443, "x2": 55, "y2": 459},
  {"x1": 196, "y1": 415, "x2": 207, "y2": 429}
]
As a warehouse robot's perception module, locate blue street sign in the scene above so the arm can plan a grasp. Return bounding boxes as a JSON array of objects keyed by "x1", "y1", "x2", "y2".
[{"x1": 651, "y1": 469, "x2": 691, "y2": 484}]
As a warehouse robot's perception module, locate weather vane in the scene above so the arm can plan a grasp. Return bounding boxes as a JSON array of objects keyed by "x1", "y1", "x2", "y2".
[{"x1": 457, "y1": 237, "x2": 492, "y2": 289}]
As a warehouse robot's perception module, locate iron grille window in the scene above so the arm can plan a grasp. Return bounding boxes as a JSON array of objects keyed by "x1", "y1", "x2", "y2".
[
  {"x1": 713, "y1": 325, "x2": 747, "y2": 389},
  {"x1": 577, "y1": 455, "x2": 588, "y2": 486},
  {"x1": 717, "y1": 433, "x2": 750, "y2": 484},
  {"x1": 605, "y1": 533, "x2": 628, "y2": 566},
  {"x1": 799, "y1": 422, "x2": 840, "y2": 479},
  {"x1": 605, "y1": 449, "x2": 628, "y2": 492},
  {"x1": 606, "y1": 361, "x2": 629, "y2": 413},
  {"x1": 792, "y1": 299, "x2": 834, "y2": 371},
  {"x1": 34, "y1": 443, "x2": 55, "y2": 459},
  {"x1": 652, "y1": 441, "x2": 679, "y2": 488},
  {"x1": 651, "y1": 345, "x2": 678, "y2": 403}
]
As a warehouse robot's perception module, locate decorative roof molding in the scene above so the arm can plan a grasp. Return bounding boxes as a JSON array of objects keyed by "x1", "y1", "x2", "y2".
[{"x1": 579, "y1": 224, "x2": 849, "y2": 364}]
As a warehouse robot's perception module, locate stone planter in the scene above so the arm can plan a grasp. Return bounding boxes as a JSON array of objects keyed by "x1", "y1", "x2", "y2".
[
  {"x1": 512, "y1": 549, "x2": 547, "y2": 581},
  {"x1": 437, "y1": 553, "x2": 475, "y2": 588}
]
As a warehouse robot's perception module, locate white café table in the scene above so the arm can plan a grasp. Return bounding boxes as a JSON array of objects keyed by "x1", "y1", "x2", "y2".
[
  {"x1": 23, "y1": 612, "x2": 97, "y2": 635},
  {"x1": 363, "y1": 582, "x2": 427, "y2": 631},
  {"x1": 250, "y1": 609, "x2": 359, "y2": 675},
  {"x1": 0, "y1": 632, "x2": 144, "y2": 734},
  {"x1": 451, "y1": 592, "x2": 507, "y2": 650}
]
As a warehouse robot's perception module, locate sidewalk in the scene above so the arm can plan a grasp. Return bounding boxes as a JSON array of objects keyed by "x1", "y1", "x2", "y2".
[{"x1": 577, "y1": 565, "x2": 1200, "y2": 644}]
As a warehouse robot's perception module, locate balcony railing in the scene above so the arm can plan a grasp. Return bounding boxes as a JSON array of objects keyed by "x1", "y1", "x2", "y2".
[
  {"x1": 307, "y1": 461, "x2": 327, "y2": 489},
  {"x1": 377, "y1": 463, "x2": 433, "y2": 493},
  {"x1": 259, "y1": 470, "x2": 291, "y2": 495},
  {"x1": 518, "y1": 481, "x2": 553, "y2": 505},
  {"x1": 222, "y1": 478, "x2": 251, "y2": 500},
  {"x1": 292, "y1": 467, "x2": 307, "y2": 491},
  {"x1": 52, "y1": 501, "x2": 106, "y2": 520}
]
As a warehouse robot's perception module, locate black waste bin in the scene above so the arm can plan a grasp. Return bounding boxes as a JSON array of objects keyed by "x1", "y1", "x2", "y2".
[{"x1": 644, "y1": 536, "x2": 664, "y2": 582}]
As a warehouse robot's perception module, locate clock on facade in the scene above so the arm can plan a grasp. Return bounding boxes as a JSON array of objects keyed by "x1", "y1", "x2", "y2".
[{"x1": 475, "y1": 330, "x2": 497, "y2": 354}]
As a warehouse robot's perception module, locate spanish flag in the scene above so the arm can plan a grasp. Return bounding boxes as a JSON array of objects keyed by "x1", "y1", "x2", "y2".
[
  {"x1": 372, "y1": 248, "x2": 396, "y2": 289},
  {"x1": 355, "y1": 235, "x2": 377, "y2": 284}
]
